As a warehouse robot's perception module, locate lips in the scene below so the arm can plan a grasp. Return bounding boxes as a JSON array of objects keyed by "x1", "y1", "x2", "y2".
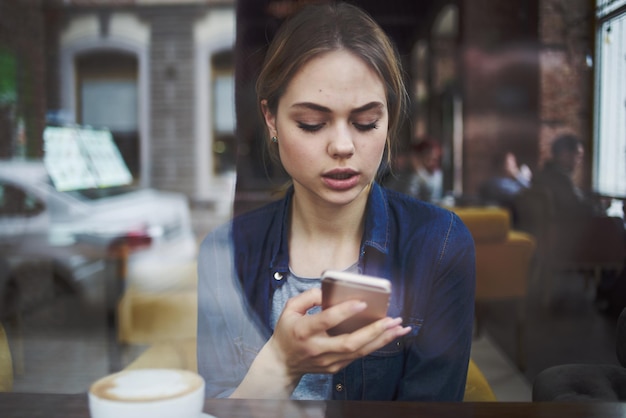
[
  {"x1": 326, "y1": 172, "x2": 354, "y2": 180},
  {"x1": 322, "y1": 169, "x2": 360, "y2": 190}
]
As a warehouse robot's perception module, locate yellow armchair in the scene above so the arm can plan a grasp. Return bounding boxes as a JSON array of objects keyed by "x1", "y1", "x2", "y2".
[
  {"x1": 117, "y1": 261, "x2": 198, "y2": 344},
  {"x1": 452, "y1": 206, "x2": 536, "y2": 370},
  {"x1": 452, "y1": 207, "x2": 536, "y2": 300},
  {"x1": 464, "y1": 358, "x2": 497, "y2": 401},
  {"x1": 0, "y1": 322, "x2": 13, "y2": 392}
]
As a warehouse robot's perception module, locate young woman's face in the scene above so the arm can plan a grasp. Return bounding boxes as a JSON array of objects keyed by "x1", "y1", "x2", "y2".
[{"x1": 263, "y1": 49, "x2": 389, "y2": 208}]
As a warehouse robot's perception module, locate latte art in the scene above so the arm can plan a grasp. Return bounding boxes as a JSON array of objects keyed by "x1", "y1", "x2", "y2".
[{"x1": 90, "y1": 369, "x2": 203, "y2": 402}]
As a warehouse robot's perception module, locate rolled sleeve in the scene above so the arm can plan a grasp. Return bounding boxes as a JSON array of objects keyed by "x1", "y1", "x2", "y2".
[{"x1": 196, "y1": 224, "x2": 266, "y2": 398}]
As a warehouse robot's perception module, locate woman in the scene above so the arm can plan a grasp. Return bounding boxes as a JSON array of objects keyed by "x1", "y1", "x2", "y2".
[{"x1": 197, "y1": 2, "x2": 475, "y2": 401}]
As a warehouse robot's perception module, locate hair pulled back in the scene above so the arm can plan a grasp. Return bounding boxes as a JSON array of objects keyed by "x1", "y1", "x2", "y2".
[{"x1": 256, "y1": 2, "x2": 408, "y2": 166}]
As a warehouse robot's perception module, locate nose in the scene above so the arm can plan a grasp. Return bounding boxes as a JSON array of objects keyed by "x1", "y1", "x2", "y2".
[{"x1": 327, "y1": 123, "x2": 355, "y2": 159}]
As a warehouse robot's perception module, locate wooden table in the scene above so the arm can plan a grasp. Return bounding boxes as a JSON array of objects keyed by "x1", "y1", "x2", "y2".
[{"x1": 1, "y1": 393, "x2": 626, "y2": 418}]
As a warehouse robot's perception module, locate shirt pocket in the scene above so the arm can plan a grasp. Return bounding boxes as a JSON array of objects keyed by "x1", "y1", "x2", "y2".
[
  {"x1": 360, "y1": 338, "x2": 405, "y2": 399},
  {"x1": 404, "y1": 317, "x2": 424, "y2": 338}
]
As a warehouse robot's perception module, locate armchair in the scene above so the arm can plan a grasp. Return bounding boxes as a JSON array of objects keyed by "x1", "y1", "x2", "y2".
[
  {"x1": 0, "y1": 322, "x2": 12, "y2": 392},
  {"x1": 451, "y1": 206, "x2": 536, "y2": 370},
  {"x1": 117, "y1": 261, "x2": 198, "y2": 344}
]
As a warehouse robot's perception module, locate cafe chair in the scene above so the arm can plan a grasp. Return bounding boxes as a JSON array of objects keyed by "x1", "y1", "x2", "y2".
[
  {"x1": 532, "y1": 306, "x2": 626, "y2": 401},
  {"x1": 0, "y1": 322, "x2": 13, "y2": 392},
  {"x1": 464, "y1": 359, "x2": 497, "y2": 401},
  {"x1": 117, "y1": 261, "x2": 198, "y2": 344},
  {"x1": 451, "y1": 206, "x2": 536, "y2": 370}
]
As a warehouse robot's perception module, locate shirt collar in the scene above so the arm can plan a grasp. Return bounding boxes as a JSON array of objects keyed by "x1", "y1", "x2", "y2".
[
  {"x1": 270, "y1": 187, "x2": 293, "y2": 275},
  {"x1": 362, "y1": 182, "x2": 391, "y2": 255}
]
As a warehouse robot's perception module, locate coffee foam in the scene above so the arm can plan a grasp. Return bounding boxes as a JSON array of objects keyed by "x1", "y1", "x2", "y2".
[{"x1": 90, "y1": 369, "x2": 203, "y2": 402}]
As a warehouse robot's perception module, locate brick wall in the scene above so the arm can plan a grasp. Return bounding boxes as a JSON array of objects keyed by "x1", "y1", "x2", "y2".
[
  {"x1": 537, "y1": 0, "x2": 594, "y2": 186},
  {"x1": 461, "y1": 0, "x2": 540, "y2": 197},
  {"x1": 460, "y1": 0, "x2": 593, "y2": 195}
]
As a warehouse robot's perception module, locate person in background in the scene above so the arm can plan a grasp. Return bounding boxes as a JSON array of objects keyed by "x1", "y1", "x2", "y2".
[
  {"x1": 196, "y1": 2, "x2": 475, "y2": 401},
  {"x1": 533, "y1": 134, "x2": 625, "y2": 315},
  {"x1": 385, "y1": 138, "x2": 443, "y2": 203},
  {"x1": 479, "y1": 151, "x2": 531, "y2": 213},
  {"x1": 532, "y1": 134, "x2": 603, "y2": 221}
]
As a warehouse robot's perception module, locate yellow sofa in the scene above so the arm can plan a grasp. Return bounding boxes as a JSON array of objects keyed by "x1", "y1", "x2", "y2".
[
  {"x1": 0, "y1": 322, "x2": 13, "y2": 392},
  {"x1": 451, "y1": 206, "x2": 536, "y2": 370}
]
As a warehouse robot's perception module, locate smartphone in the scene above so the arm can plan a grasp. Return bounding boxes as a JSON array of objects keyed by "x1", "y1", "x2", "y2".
[{"x1": 321, "y1": 270, "x2": 392, "y2": 336}]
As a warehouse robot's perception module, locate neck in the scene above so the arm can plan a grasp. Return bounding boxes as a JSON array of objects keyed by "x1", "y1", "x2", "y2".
[{"x1": 287, "y1": 186, "x2": 369, "y2": 277}]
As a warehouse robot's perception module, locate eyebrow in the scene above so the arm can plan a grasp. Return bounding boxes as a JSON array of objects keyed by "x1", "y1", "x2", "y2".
[{"x1": 290, "y1": 101, "x2": 385, "y2": 115}]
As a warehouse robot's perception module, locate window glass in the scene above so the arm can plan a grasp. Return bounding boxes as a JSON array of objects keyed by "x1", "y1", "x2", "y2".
[
  {"x1": 82, "y1": 80, "x2": 138, "y2": 132},
  {"x1": 594, "y1": 2, "x2": 626, "y2": 197}
]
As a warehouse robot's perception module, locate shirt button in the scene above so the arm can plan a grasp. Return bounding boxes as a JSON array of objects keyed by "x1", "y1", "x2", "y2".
[
  {"x1": 273, "y1": 272, "x2": 283, "y2": 280},
  {"x1": 335, "y1": 383, "x2": 344, "y2": 392}
]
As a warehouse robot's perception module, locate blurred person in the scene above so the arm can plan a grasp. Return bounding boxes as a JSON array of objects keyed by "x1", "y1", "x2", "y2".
[
  {"x1": 385, "y1": 138, "x2": 443, "y2": 203},
  {"x1": 479, "y1": 151, "x2": 531, "y2": 213},
  {"x1": 196, "y1": 2, "x2": 475, "y2": 401},
  {"x1": 532, "y1": 134, "x2": 624, "y2": 312},
  {"x1": 532, "y1": 134, "x2": 603, "y2": 220}
]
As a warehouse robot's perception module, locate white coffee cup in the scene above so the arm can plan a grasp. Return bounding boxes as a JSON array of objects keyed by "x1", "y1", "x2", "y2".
[{"x1": 88, "y1": 368, "x2": 205, "y2": 418}]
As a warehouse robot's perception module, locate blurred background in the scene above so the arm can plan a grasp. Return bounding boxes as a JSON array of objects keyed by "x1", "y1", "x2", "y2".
[{"x1": 0, "y1": 0, "x2": 624, "y2": 402}]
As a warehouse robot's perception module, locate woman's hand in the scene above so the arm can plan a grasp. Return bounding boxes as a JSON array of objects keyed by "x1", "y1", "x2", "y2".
[{"x1": 230, "y1": 288, "x2": 411, "y2": 399}]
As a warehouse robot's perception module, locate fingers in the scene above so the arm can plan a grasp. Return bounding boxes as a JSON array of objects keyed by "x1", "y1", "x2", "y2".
[
  {"x1": 283, "y1": 289, "x2": 370, "y2": 335},
  {"x1": 275, "y1": 291, "x2": 412, "y2": 376},
  {"x1": 302, "y1": 317, "x2": 411, "y2": 374},
  {"x1": 328, "y1": 316, "x2": 411, "y2": 355},
  {"x1": 304, "y1": 299, "x2": 369, "y2": 335},
  {"x1": 284, "y1": 288, "x2": 412, "y2": 347},
  {"x1": 290, "y1": 293, "x2": 408, "y2": 349},
  {"x1": 347, "y1": 317, "x2": 412, "y2": 354}
]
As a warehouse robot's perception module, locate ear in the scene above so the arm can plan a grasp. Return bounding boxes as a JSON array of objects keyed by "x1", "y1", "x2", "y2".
[{"x1": 261, "y1": 99, "x2": 278, "y2": 138}]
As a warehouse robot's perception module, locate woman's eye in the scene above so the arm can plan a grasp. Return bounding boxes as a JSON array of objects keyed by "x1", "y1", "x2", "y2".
[
  {"x1": 298, "y1": 122, "x2": 324, "y2": 132},
  {"x1": 353, "y1": 121, "x2": 379, "y2": 132}
]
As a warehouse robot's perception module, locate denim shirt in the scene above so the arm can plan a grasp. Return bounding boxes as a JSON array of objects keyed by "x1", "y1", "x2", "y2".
[{"x1": 197, "y1": 182, "x2": 475, "y2": 401}]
